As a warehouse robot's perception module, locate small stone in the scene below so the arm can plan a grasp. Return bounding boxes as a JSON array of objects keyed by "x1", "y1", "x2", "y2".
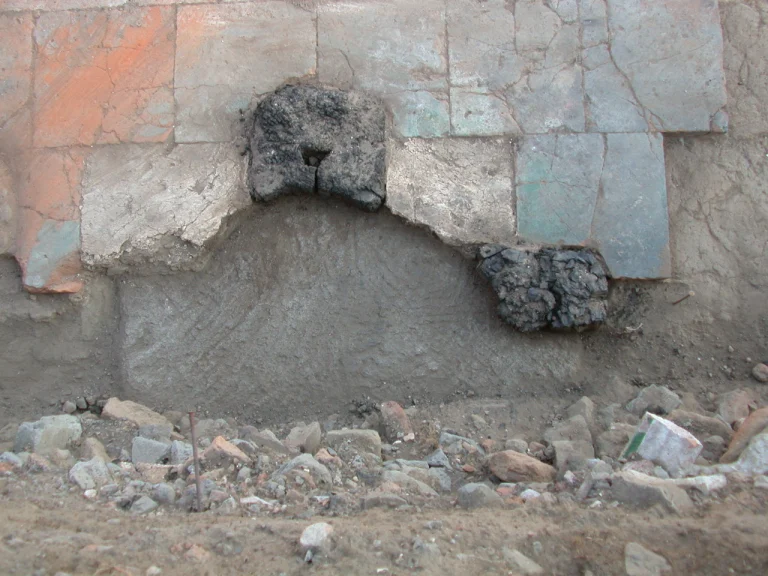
[
  {"x1": 202, "y1": 436, "x2": 251, "y2": 467},
  {"x1": 471, "y1": 414, "x2": 487, "y2": 428},
  {"x1": 238, "y1": 426, "x2": 291, "y2": 455},
  {"x1": 666, "y1": 410, "x2": 733, "y2": 442},
  {"x1": 0, "y1": 452, "x2": 22, "y2": 469},
  {"x1": 130, "y1": 495, "x2": 159, "y2": 514},
  {"x1": 381, "y1": 470, "x2": 438, "y2": 497},
  {"x1": 361, "y1": 492, "x2": 408, "y2": 510},
  {"x1": 184, "y1": 545, "x2": 211, "y2": 563},
  {"x1": 505, "y1": 438, "x2": 529, "y2": 454},
  {"x1": 716, "y1": 390, "x2": 756, "y2": 427},
  {"x1": 273, "y1": 453, "x2": 332, "y2": 486},
  {"x1": 544, "y1": 415, "x2": 593, "y2": 444},
  {"x1": 326, "y1": 429, "x2": 382, "y2": 458},
  {"x1": 610, "y1": 471, "x2": 693, "y2": 514},
  {"x1": 81, "y1": 438, "x2": 110, "y2": 462},
  {"x1": 138, "y1": 423, "x2": 173, "y2": 443},
  {"x1": 132, "y1": 437, "x2": 170, "y2": 465},
  {"x1": 284, "y1": 422, "x2": 322, "y2": 455},
  {"x1": 488, "y1": 450, "x2": 557, "y2": 482},
  {"x1": 457, "y1": 483, "x2": 503, "y2": 509},
  {"x1": 69, "y1": 458, "x2": 112, "y2": 490},
  {"x1": 729, "y1": 429, "x2": 768, "y2": 475},
  {"x1": 380, "y1": 401, "x2": 413, "y2": 442},
  {"x1": 62, "y1": 401, "x2": 77, "y2": 414},
  {"x1": 701, "y1": 435, "x2": 727, "y2": 462},
  {"x1": 502, "y1": 548, "x2": 544, "y2": 575},
  {"x1": 101, "y1": 398, "x2": 170, "y2": 428},
  {"x1": 625, "y1": 542, "x2": 671, "y2": 576},
  {"x1": 153, "y1": 483, "x2": 176, "y2": 504},
  {"x1": 752, "y1": 363, "x2": 768, "y2": 383},
  {"x1": 720, "y1": 406, "x2": 768, "y2": 464},
  {"x1": 169, "y1": 440, "x2": 193, "y2": 465},
  {"x1": 520, "y1": 488, "x2": 541, "y2": 501},
  {"x1": 626, "y1": 385, "x2": 681, "y2": 416},
  {"x1": 146, "y1": 567, "x2": 162, "y2": 576},
  {"x1": 136, "y1": 463, "x2": 172, "y2": 483},
  {"x1": 413, "y1": 536, "x2": 441, "y2": 557},
  {"x1": 75, "y1": 398, "x2": 88, "y2": 411},
  {"x1": 426, "y1": 448, "x2": 451, "y2": 468},
  {"x1": 754, "y1": 475, "x2": 768, "y2": 489},
  {"x1": 552, "y1": 440, "x2": 595, "y2": 471},
  {"x1": 596, "y1": 424, "x2": 636, "y2": 459},
  {"x1": 14, "y1": 415, "x2": 83, "y2": 455},
  {"x1": 299, "y1": 522, "x2": 334, "y2": 555},
  {"x1": 669, "y1": 474, "x2": 727, "y2": 495},
  {"x1": 24, "y1": 453, "x2": 53, "y2": 473},
  {"x1": 439, "y1": 432, "x2": 485, "y2": 456},
  {"x1": 462, "y1": 464, "x2": 475, "y2": 473}
]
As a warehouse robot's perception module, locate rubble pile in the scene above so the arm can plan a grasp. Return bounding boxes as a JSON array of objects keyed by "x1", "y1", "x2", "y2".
[{"x1": 1, "y1": 380, "x2": 767, "y2": 564}]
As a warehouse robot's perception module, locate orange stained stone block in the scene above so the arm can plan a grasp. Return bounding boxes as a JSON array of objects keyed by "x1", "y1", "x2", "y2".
[
  {"x1": 0, "y1": 13, "x2": 34, "y2": 151},
  {"x1": 15, "y1": 148, "x2": 86, "y2": 293},
  {"x1": 33, "y1": 6, "x2": 174, "y2": 147}
]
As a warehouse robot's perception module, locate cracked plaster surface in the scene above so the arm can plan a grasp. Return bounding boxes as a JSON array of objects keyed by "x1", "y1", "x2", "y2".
[{"x1": 81, "y1": 143, "x2": 249, "y2": 270}]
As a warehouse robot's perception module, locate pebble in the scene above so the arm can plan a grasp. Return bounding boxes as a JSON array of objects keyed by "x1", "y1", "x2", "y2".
[
  {"x1": 62, "y1": 401, "x2": 77, "y2": 414},
  {"x1": 130, "y1": 495, "x2": 159, "y2": 514},
  {"x1": 520, "y1": 488, "x2": 541, "y2": 501},
  {"x1": 752, "y1": 363, "x2": 768, "y2": 383},
  {"x1": 625, "y1": 542, "x2": 671, "y2": 576},
  {"x1": 299, "y1": 522, "x2": 334, "y2": 556},
  {"x1": 457, "y1": 483, "x2": 502, "y2": 509}
]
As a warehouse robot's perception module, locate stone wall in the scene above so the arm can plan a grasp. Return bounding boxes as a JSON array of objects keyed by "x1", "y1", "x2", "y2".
[{"x1": 0, "y1": 0, "x2": 727, "y2": 291}]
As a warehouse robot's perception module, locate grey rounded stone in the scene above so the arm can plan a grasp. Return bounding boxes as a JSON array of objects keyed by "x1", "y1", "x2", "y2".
[{"x1": 457, "y1": 483, "x2": 502, "y2": 509}]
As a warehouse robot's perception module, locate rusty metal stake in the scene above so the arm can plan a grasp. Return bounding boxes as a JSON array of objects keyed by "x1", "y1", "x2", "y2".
[
  {"x1": 188, "y1": 411, "x2": 203, "y2": 513},
  {"x1": 671, "y1": 290, "x2": 695, "y2": 305}
]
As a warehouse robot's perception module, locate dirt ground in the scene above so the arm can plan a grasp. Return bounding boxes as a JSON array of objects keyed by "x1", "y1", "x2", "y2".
[{"x1": 1, "y1": 470, "x2": 767, "y2": 576}]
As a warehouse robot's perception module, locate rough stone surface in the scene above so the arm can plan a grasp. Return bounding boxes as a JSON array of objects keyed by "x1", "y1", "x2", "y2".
[
  {"x1": 457, "y1": 483, "x2": 502, "y2": 509},
  {"x1": 602, "y1": 0, "x2": 726, "y2": 133},
  {"x1": 488, "y1": 450, "x2": 556, "y2": 483},
  {"x1": 552, "y1": 440, "x2": 595, "y2": 471},
  {"x1": 379, "y1": 402, "x2": 413, "y2": 443},
  {"x1": 131, "y1": 437, "x2": 170, "y2": 465},
  {"x1": 33, "y1": 7, "x2": 174, "y2": 147},
  {"x1": 82, "y1": 144, "x2": 248, "y2": 271},
  {"x1": 667, "y1": 410, "x2": 734, "y2": 442},
  {"x1": 752, "y1": 363, "x2": 768, "y2": 383},
  {"x1": 68, "y1": 457, "x2": 111, "y2": 490},
  {"x1": 720, "y1": 407, "x2": 768, "y2": 464},
  {"x1": 118, "y1": 197, "x2": 582, "y2": 423},
  {"x1": 610, "y1": 471, "x2": 693, "y2": 514},
  {"x1": 543, "y1": 415, "x2": 593, "y2": 444},
  {"x1": 248, "y1": 85, "x2": 386, "y2": 212},
  {"x1": 273, "y1": 454, "x2": 332, "y2": 487},
  {"x1": 596, "y1": 424, "x2": 636, "y2": 459},
  {"x1": 101, "y1": 398, "x2": 169, "y2": 429},
  {"x1": 503, "y1": 548, "x2": 544, "y2": 575},
  {"x1": 590, "y1": 133, "x2": 670, "y2": 279},
  {"x1": 175, "y1": 2, "x2": 316, "y2": 143},
  {"x1": 14, "y1": 149, "x2": 85, "y2": 293},
  {"x1": 479, "y1": 245, "x2": 608, "y2": 332},
  {"x1": 382, "y1": 470, "x2": 438, "y2": 497},
  {"x1": 623, "y1": 413, "x2": 703, "y2": 476},
  {"x1": 625, "y1": 542, "x2": 672, "y2": 576},
  {"x1": 386, "y1": 138, "x2": 515, "y2": 247},
  {"x1": 626, "y1": 386, "x2": 682, "y2": 417},
  {"x1": 202, "y1": 436, "x2": 251, "y2": 467},
  {"x1": 284, "y1": 422, "x2": 322, "y2": 455},
  {"x1": 318, "y1": 0, "x2": 449, "y2": 138},
  {"x1": 130, "y1": 495, "x2": 159, "y2": 515},
  {"x1": 14, "y1": 415, "x2": 82, "y2": 455},
  {"x1": 326, "y1": 429, "x2": 381, "y2": 458},
  {"x1": 516, "y1": 134, "x2": 603, "y2": 245},
  {"x1": 729, "y1": 431, "x2": 768, "y2": 475},
  {"x1": 717, "y1": 390, "x2": 757, "y2": 427},
  {"x1": 299, "y1": 523, "x2": 333, "y2": 555}
]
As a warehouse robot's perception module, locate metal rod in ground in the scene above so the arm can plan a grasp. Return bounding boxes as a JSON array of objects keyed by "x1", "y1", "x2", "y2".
[{"x1": 188, "y1": 411, "x2": 203, "y2": 513}]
